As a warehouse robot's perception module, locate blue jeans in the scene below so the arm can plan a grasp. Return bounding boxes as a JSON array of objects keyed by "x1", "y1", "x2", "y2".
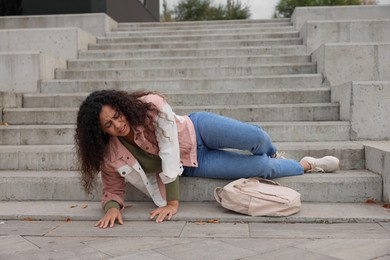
[{"x1": 183, "y1": 112, "x2": 304, "y2": 179}]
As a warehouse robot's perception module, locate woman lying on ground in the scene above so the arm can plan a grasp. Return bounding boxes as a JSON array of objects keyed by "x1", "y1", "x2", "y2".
[{"x1": 75, "y1": 89, "x2": 339, "y2": 228}]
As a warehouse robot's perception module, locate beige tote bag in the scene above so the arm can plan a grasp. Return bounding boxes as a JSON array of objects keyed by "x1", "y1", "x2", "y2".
[{"x1": 214, "y1": 177, "x2": 301, "y2": 217}]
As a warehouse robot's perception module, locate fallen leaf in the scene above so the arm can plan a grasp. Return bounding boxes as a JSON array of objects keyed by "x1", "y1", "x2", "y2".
[
  {"x1": 194, "y1": 221, "x2": 205, "y2": 225},
  {"x1": 81, "y1": 204, "x2": 88, "y2": 209},
  {"x1": 366, "y1": 199, "x2": 376, "y2": 204},
  {"x1": 382, "y1": 204, "x2": 390, "y2": 209},
  {"x1": 66, "y1": 218, "x2": 72, "y2": 222},
  {"x1": 23, "y1": 217, "x2": 34, "y2": 221},
  {"x1": 0, "y1": 122, "x2": 9, "y2": 126},
  {"x1": 69, "y1": 205, "x2": 78, "y2": 208},
  {"x1": 207, "y1": 219, "x2": 219, "y2": 224}
]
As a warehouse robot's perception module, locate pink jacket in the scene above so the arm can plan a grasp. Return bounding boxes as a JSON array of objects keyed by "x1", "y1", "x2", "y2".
[{"x1": 100, "y1": 94, "x2": 197, "y2": 208}]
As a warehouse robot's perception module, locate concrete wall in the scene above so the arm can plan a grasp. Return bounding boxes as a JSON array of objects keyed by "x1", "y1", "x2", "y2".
[
  {"x1": 331, "y1": 81, "x2": 390, "y2": 141},
  {"x1": 292, "y1": 5, "x2": 390, "y2": 30},
  {"x1": 0, "y1": 13, "x2": 117, "y2": 37},
  {"x1": 363, "y1": 142, "x2": 390, "y2": 202},
  {"x1": 313, "y1": 43, "x2": 390, "y2": 87},
  {"x1": 301, "y1": 19, "x2": 390, "y2": 53},
  {"x1": 0, "y1": 28, "x2": 96, "y2": 59},
  {"x1": 0, "y1": 52, "x2": 66, "y2": 93}
]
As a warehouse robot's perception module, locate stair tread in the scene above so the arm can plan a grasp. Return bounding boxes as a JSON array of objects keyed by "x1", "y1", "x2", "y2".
[
  {"x1": 0, "y1": 169, "x2": 379, "y2": 179},
  {"x1": 0, "y1": 169, "x2": 381, "y2": 203},
  {"x1": 68, "y1": 54, "x2": 312, "y2": 62},
  {"x1": 1, "y1": 201, "x2": 389, "y2": 223},
  {"x1": 109, "y1": 27, "x2": 296, "y2": 35},
  {"x1": 25, "y1": 87, "x2": 328, "y2": 97},
  {"x1": 0, "y1": 141, "x2": 364, "y2": 150},
  {"x1": 42, "y1": 73, "x2": 323, "y2": 82},
  {"x1": 57, "y1": 62, "x2": 316, "y2": 72},
  {"x1": 4, "y1": 103, "x2": 338, "y2": 111},
  {"x1": 78, "y1": 45, "x2": 306, "y2": 54},
  {"x1": 0, "y1": 121, "x2": 350, "y2": 128},
  {"x1": 99, "y1": 31, "x2": 299, "y2": 38}
]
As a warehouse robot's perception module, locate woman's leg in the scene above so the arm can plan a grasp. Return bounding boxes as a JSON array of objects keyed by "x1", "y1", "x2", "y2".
[
  {"x1": 184, "y1": 147, "x2": 304, "y2": 179},
  {"x1": 189, "y1": 112, "x2": 277, "y2": 156},
  {"x1": 184, "y1": 112, "x2": 304, "y2": 179}
]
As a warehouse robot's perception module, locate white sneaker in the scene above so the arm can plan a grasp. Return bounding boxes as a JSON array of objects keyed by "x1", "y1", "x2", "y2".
[{"x1": 300, "y1": 156, "x2": 340, "y2": 173}]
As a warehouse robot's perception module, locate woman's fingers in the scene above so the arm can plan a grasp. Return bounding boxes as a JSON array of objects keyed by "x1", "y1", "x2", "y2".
[
  {"x1": 95, "y1": 209, "x2": 123, "y2": 228},
  {"x1": 117, "y1": 212, "x2": 124, "y2": 225},
  {"x1": 150, "y1": 207, "x2": 174, "y2": 223}
]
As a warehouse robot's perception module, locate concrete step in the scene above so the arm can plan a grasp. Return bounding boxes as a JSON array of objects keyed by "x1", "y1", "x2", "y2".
[
  {"x1": 116, "y1": 19, "x2": 292, "y2": 30},
  {"x1": 0, "y1": 142, "x2": 365, "y2": 170},
  {"x1": 55, "y1": 63, "x2": 316, "y2": 80},
  {"x1": 78, "y1": 46, "x2": 307, "y2": 59},
  {"x1": 2, "y1": 201, "x2": 390, "y2": 223},
  {"x1": 23, "y1": 88, "x2": 329, "y2": 108},
  {"x1": 0, "y1": 122, "x2": 350, "y2": 145},
  {"x1": 97, "y1": 32, "x2": 300, "y2": 43},
  {"x1": 0, "y1": 170, "x2": 381, "y2": 203},
  {"x1": 89, "y1": 38, "x2": 302, "y2": 50},
  {"x1": 0, "y1": 125, "x2": 75, "y2": 145},
  {"x1": 40, "y1": 74, "x2": 323, "y2": 93},
  {"x1": 175, "y1": 103, "x2": 339, "y2": 121},
  {"x1": 67, "y1": 55, "x2": 312, "y2": 69},
  {"x1": 103, "y1": 29, "x2": 299, "y2": 38},
  {"x1": 109, "y1": 25, "x2": 296, "y2": 36},
  {"x1": 3, "y1": 103, "x2": 339, "y2": 124}
]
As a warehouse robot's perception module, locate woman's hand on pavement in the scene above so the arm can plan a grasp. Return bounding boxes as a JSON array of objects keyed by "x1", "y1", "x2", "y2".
[
  {"x1": 95, "y1": 207, "x2": 124, "y2": 228},
  {"x1": 150, "y1": 200, "x2": 179, "y2": 223}
]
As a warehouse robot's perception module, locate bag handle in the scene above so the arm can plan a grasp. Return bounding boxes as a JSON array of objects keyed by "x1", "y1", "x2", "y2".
[
  {"x1": 214, "y1": 187, "x2": 223, "y2": 203},
  {"x1": 248, "y1": 177, "x2": 280, "y2": 186},
  {"x1": 258, "y1": 178, "x2": 280, "y2": 186}
]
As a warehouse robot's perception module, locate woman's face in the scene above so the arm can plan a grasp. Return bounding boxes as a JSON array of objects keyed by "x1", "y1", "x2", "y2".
[{"x1": 99, "y1": 105, "x2": 131, "y2": 137}]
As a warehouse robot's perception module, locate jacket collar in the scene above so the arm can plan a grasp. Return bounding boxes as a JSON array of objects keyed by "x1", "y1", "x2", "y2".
[
  {"x1": 107, "y1": 136, "x2": 124, "y2": 162},
  {"x1": 106, "y1": 125, "x2": 144, "y2": 163}
]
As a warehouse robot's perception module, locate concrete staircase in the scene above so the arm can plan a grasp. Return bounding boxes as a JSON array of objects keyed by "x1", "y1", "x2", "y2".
[{"x1": 1, "y1": 13, "x2": 389, "y2": 222}]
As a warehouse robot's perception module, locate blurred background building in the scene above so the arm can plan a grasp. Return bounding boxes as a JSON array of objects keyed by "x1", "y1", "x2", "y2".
[{"x1": 0, "y1": 0, "x2": 159, "y2": 22}]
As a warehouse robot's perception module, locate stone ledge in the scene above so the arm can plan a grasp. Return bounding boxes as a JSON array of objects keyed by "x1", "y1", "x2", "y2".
[
  {"x1": 313, "y1": 43, "x2": 390, "y2": 86},
  {"x1": 331, "y1": 81, "x2": 390, "y2": 140},
  {"x1": 0, "y1": 92, "x2": 22, "y2": 108},
  {"x1": 0, "y1": 28, "x2": 96, "y2": 59},
  {"x1": 300, "y1": 19, "x2": 390, "y2": 53},
  {"x1": 360, "y1": 141, "x2": 390, "y2": 202},
  {"x1": 0, "y1": 52, "x2": 66, "y2": 93},
  {"x1": 0, "y1": 13, "x2": 117, "y2": 37},
  {"x1": 292, "y1": 5, "x2": 390, "y2": 30}
]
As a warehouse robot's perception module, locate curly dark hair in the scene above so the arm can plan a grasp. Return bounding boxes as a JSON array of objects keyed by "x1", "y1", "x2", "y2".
[{"x1": 75, "y1": 89, "x2": 161, "y2": 194}]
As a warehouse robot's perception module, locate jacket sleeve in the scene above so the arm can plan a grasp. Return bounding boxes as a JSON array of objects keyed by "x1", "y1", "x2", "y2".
[
  {"x1": 154, "y1": 99, "x2": 183, "y2": 184},
  {"x1": 100, "y1": 164, "x2": 126, "y2": 209}
]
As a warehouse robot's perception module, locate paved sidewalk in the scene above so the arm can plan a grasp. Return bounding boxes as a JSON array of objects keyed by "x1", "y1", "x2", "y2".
[
  {"x1": 1, "y1": 219, "x2": 390, "y2": 259},
  {"x1": 1, "y1": 201, "x2": 390, "y2": 259}
]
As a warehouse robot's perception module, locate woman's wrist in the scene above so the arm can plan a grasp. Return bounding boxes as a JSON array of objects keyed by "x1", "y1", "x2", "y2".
[
  {"x1": 165, "y1": 177, "x2": 180, "y2": 201},
  {"x1": 104, "y1": 200, "x2": 121, "y2": 212},
  {"x1": 167, "y1": 199, "x2": 179, "y2": 208}
]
